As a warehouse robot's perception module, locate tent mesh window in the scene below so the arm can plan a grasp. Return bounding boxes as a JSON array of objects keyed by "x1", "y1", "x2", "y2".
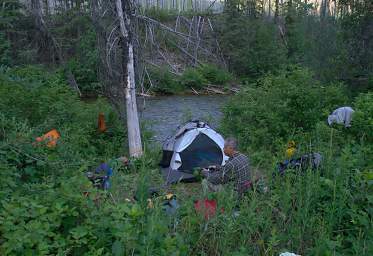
[
  {"x1": 179, "y1": 133, "x2": 223, "y2": 172},
  {"x1": 160, "y1": 150, "x2": 173, "y2": 168}
]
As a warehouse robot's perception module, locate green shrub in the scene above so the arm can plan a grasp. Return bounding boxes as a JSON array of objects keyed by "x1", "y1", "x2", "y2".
[
  {"x1": 148, "y1": 67, "x2": 184, "y2": 94},
  {"x1": 0, "y1": 66, "x2": 126, "y2": 162},
  {"x1": 180, "y1": 68, "x2": 207, "y2": 89},
  {"x1": 350, "y1": 92, "x2": 373, "y2": 143},
  {"x1": 221, "y1": 67, "x2": 348, "y2": 152},
  {"x1": 0, "y1": 33, "x2": 11, "y2": 66},
  {"x1": 67, "y1": 58, "x2": 100, "y2": 94},
  {"x1": 216, "y1": 17, "x2": 287, "y2": 80},
  {"x1": 0, "y1": 113, "x2": 188, "y2": 255},
  {"x1": 197, "y1": 64, "x2": 233, "y2": 86},
  {"x1": 67, "y1": 27, "x2": 100, "y2": 94}
]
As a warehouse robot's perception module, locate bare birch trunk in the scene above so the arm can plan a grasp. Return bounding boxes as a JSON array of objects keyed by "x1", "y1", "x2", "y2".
[{"x1": 116, "y1": 0, "x2": 143, "y2": 157}]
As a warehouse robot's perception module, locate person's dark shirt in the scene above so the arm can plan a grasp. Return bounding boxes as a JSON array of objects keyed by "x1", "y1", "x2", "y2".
[{"x1": 207, "y1": 152, "x2": 251, "y2": 195}]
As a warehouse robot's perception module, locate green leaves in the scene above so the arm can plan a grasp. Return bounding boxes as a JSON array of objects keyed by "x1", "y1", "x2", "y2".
[
  {"x1": 222, "y1": 67, "x2": 348, "y2": 154},
  {"x1": 180, "y1": 68, "x2": 207, "y2": 89},
  {"x1": 112, "y1": 240, "x2": 124, "y2": 256}
]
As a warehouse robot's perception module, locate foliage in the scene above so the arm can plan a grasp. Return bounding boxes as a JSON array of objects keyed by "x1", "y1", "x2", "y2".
[
  {"x1": 148, "y1": 64, "x2": 233, "y2": 94},
  {"x1": 221, "y1": 67, "x2": 348, "y2": 153},
  {"x1": 180, "y1": 67, "x2": 208, "y2": 89},
  {"x1": 0, "y1": 65, "x2": 372, "y2": 256},
  {"x1": 0, "y1": 33, "x2": 11, "y2": 66},
  {"x1": 0, "y1": 91, "x2": 187, "y2": 255},
  {"x1": 339, "y1": 1, "x2": 373, "y2": 88},
  {"x1": 197, "y1": 64, "x2": 233, "y2": 86},
  {"x1": 0, "y1": 1, "x2": 372, "y2": 255},
  {"x1": 50, "y1": 12, "x2": 100, "y2": 95},
  {"x1": 217, "y1": 67, "x2": 372, "y2": 254},
  {"x1": 0, "y1": 0, "x2": 33, "y2": 66},
  {"x1": 216, "y1": 16, "x2": 287, "y2": 81},
  {"x1": 142, "y1": 7, "x2": 180, "y2": 22},
  {"x1": 349, "y1": 92, "x2": 373, "y2": 143},
  {"x1": 0, "y1": 66, "x2": 126, "y2": 162},
  {"x1": 147, "y1": 67, "x2": 184, "y2": 94}
]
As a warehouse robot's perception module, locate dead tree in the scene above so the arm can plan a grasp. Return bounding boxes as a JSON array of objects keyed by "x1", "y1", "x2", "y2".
[
  {"x1": 116, "y1": 0, "x2": 143, "y2": 157},
  {"x1": 92, "y1": 0, "x2": 143, "y2": 157}
]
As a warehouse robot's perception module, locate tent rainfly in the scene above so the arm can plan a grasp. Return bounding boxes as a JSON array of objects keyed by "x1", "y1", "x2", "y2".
[{"x1": 160, "y1": 120, "x2": 228, "y2": 183}]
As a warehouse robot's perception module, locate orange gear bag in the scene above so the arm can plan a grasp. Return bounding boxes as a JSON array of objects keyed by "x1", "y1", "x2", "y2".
[
  {"x1": 97, "y1": 113, "x2": 107, "y2": 133},
  {"x1": 36, "y1": 129, "x2": 60, "y2": 148}
]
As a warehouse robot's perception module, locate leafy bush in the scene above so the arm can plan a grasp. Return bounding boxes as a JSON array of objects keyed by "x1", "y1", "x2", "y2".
[
  {"x1": 197, "y1": 64, "x2": 233, "y2": 86},
  {"x1": 0, "y1": 66, "x2": 126, "y2": 162},
  {"x1": 0, "y1": 65, "x2": 372, "y2": 256},
  {"x1": 0, "y1": 33, "x2": 11, "y2": 66},
  {"x1": 67, "y1": 27, "x2": 100, "y2": 94},
  {"x1": 180, "y1": 68, "x2": 207, "y2": 89},
  {"x1": 0, "y1": 112, "x2": 188, "y2": 255},
  {"x1": 221, "y1": 67, "x2": 348, "y2": 152},
  {"x1": 148, "y1": 67, "x2": 184, "y2": 94},
  {"x1": 149, "y1": 65, "x2": 234, "y2": 94},
  {"x1": 350, "y1": 92, "x2": 373, "y2": 142},
  {"x1": 216, "y1": 17, "x2": 287, "y2": 81}
]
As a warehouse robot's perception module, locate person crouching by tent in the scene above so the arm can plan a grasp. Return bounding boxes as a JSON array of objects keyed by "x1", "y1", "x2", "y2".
[{"x1": 201, "y1": 137, "x2": 251, "y2": 199}]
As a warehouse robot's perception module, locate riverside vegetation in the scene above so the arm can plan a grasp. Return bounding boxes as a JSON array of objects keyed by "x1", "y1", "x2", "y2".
[
  {"x1": 1, "y1": 65, "x2": 371, "y2": 255},
  {"x1": 0, "y1": 0, "x2": 372, "y2": 255}
]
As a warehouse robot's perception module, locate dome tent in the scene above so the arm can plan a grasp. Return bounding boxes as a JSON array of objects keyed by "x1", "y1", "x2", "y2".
[{"x1": 160, "y1": 120, "x2": 228, "y2": 183}]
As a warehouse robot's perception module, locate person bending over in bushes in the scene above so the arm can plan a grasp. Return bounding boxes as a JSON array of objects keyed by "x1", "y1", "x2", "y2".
[{"x1": 201, "y1": 137, "x2": 252, "y2": 198}]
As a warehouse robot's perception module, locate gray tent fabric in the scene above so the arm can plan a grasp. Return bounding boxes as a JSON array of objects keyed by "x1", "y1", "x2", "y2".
[
  {"x1": 328, "y1": 106, "x2": 354, "y2": 127},
  {"x1": 162, "y1": 167, "x2": 197, "y2": 183},
  {"x1": 162, "y1": 121, "x2": 208, "y2": 152},
  {"x1": 160, "y1": 120, "x2": 228, "y2": 183}
]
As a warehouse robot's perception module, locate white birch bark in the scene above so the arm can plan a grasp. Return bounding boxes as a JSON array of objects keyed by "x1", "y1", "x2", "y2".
[{"x1": 116, "y1": 0, "x2": 143, "y2": 157}]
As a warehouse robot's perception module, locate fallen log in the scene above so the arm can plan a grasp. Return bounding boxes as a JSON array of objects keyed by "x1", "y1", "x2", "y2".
[
  {"x1": 191, "y1": 87, "x2": 200, "y2": 95},
  {"x1": 137, "y1": 92, "x2": 153, "y2": 97},
  {"x1": 206, "y1": 87, "x2": 226, "y2": 94}
]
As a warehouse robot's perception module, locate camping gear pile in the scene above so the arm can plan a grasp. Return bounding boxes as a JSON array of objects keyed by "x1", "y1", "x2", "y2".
[
  {"x1": 162, "y1": 194, "x2": 180, "y2": 215},
  {"x1": 160, "y1": 120, "x2": 228, "y2": 183},
  {"x1": 86, "y1": 163, "x2": 113, "y2": 190},
  {"x1": 277, "y1": 152, "x2": 323, "y2": 175}
]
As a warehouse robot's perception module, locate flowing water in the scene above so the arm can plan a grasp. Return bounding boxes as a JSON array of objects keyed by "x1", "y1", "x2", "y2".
[{"x1": 138, "y1": 95, "x2": 229, "y2": 143}]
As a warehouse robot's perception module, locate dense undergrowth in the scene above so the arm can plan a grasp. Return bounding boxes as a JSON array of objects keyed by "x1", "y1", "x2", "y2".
[
  {"x1": 1, "y1": 1, "x2": 372, "y2": 255},
  {"x1": 147, "y1": 64, "x2": 233, "y2": 94},
  {"x1": 0, "y1": 64, "x2": 372, "y2": 255}
]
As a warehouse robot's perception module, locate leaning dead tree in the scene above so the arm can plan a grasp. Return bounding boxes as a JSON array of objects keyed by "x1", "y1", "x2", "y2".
[
  {"x1": 92, "y1": 0, "x2": 143, "y2": 157},
  {"x1": 134, "y1": 13, "x2": 227, "y2": 94}
]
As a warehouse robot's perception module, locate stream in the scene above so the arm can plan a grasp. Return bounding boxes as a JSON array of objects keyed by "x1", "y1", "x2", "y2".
[{"x1": 138, "y1": 95, "x2": 229, "y2": 143}]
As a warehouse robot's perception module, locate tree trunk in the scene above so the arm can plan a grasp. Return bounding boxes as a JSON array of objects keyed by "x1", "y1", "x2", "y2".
[{"x1": 116, "y1": 0, "x2": 143, "y2": 157}]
